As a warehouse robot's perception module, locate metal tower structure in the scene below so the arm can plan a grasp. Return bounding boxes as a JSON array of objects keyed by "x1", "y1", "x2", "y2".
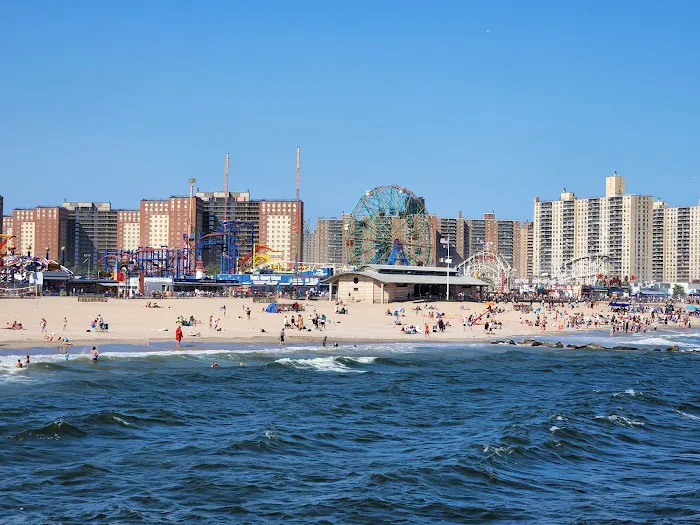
[
  {"x1": 223, "y1": 152, "x2": 229, "y2": 222},
  {"x1": 188, "y1": 178, "x2": 196, "y2": 272},
  {"x1": 294, "y1": 146, "x2": 301, "y2": 272}
]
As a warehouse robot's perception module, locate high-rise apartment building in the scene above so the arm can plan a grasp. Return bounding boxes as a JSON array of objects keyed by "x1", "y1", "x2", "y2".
[
  {"x1": 258, "y1": 200, "x2": 303, "y2": 264},
  {"x1": 692, "y1": 205, "x2": 700, "y2": 281},
  {"x1": 652, "y1": 201, "x2": 666, "y2": 282},
  {"x1": 533, "y1": 173, "x2": 653, "y2": 281},
  {"x1": 196, "y1": 191, "x2": 259, "y2": 261},
  {"x1": 167, "y1": 196, "x2": 204, "y2": 249},
  {"x1": 436, "y1": 213, "x2": 524, "y2": 272},
  {"x1": 654, "y1": 202, "x2": 700, "y2": 282},
  {"x1": 302, "y1": 223, "x2": 317, "y2": 264},
  {"x1": 464, "y1": 214, "x2": 522, "y2": 269},
  {"x1": 140, "y1": 197, "x2": 204, "y2": 250},
  {"x1": 518, "y1": 221, "x2": 534, "y2": 279},
  {"x1": 2, "y1": 216, "x2": 12, "y2": 240},
  {"x1": 140, "y1": 200, "x2": 169, "y2": 248},
  {"x1": 437, "y1": 214, "x2": 469, "y2": 267},
  {"x1": 12, "y1": 207, "x2": 70, "y2": 263},
  {"x1": 316, "y1": 218, "x2": 343, "y2": 266},
  {"x1": 61, "y1": 201, "x2": 117, "y2": 269},
  {"x1": 117, "y1": 210, "x2": 141, "y2": 251}
]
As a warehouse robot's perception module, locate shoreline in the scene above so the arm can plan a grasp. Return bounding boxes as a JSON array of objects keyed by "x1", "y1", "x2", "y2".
[{"x1": 1, "y1": 327, "x2": 693, "y2": 356}]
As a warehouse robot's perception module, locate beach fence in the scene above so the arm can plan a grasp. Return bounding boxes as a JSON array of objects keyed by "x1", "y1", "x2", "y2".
[{"x1": 0, "y1": 286, "x2": 36, "y2": 299}]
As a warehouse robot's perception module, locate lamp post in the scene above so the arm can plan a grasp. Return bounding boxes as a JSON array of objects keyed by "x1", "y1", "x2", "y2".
[
  {"x1": 61, "y1": 246, "x2": 65, "y2": 267},
  {"x1": 441, "y1": 236, "x2": 454, "y2": 301},
  {"x1": 83, "y1": 254, "x2": 92, "y2": 279}
]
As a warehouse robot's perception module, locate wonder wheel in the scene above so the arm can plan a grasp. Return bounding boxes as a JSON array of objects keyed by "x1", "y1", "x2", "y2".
[{"x1": 345, "y1": 185, "x2": 433, "y2": 266}]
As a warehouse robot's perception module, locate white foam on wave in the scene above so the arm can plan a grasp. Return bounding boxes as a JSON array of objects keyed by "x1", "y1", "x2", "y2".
[
  {"x1": 595, "y1": 414, "x2": 645, "y2": 427},
  {"x1": 274, "y1": 356, "x2": 376, "y2": 373},
  {"x1": 348, "y1": 356, "x2": 378, "y2": 364},
  {"x1": 549, "y1": 426, "x2": 560, "y2": 432},
  {"x1": 613, "y1": 388, "x2": 642, "y2": 398},
  {"x1": 614, "y1": 336, "x2": 692, "y2": 348},
  {"x1": 676, "y1": 410, "x2": 700, "y2": 422},
  {"x1": 482, "y1": 445, "x2": 514, "y2": 456}
]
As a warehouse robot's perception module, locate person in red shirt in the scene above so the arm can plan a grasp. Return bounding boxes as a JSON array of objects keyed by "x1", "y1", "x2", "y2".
[{"x1": 175, "y1": 326, "x2": 183, "y2": 349}]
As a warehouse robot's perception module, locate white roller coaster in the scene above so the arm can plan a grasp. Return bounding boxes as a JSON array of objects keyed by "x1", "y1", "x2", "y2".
[
  {"x1": 551, "y1": 254, "x2": 611, "y2": 285},
  {"x1": 456, "y1": 251, "x2": 514, "y2": 291}
]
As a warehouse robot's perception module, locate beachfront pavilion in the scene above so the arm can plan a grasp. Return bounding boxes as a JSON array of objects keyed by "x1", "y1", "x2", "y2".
[{"x1": 324, "y1": 265, "x2": 489, "y2": 304}]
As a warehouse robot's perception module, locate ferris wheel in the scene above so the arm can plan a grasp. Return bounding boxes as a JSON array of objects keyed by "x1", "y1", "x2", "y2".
[{"x1": 345, "y1": 185, "x2": 433, "y2": 266}]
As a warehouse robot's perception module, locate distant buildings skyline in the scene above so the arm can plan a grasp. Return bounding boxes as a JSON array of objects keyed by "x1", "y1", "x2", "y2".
[{"x1": 1, "y1": 171, "x2": 699, "y2": 283}]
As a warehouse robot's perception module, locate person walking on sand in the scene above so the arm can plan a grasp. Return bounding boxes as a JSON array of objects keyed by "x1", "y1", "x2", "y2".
[
  {"x1": 175, "y1": 326, "x2": 183, "y2": 349},
  {"x1": 63, "y1": 317, "x2": 67, "y2": 332},
  {"x1": 424, "y1": 323, "x2": 430, "y2": 337},
  {"x1": 279, "y1": 328, "x2": 285, "y2": 348}
]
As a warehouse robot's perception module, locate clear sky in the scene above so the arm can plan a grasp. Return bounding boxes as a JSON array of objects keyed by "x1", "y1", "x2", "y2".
[{"x1": 1, "y1": 1, "x2": 699, "y2": 223}]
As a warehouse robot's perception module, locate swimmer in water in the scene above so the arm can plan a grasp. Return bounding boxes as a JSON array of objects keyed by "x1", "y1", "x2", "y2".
[
  {"x1": 211, "y1": 362, "x2": 219, "y2": 368},
  {"x1": 64, "y1": 351, "x2": 70, "y2": 361},
  {"x1": 16, "y1": 359, "x2": 23, "y2": 368},
  {"x1": 90, "y1": 346, "x2": 99, "y2": 362},
  {"x1": 25, "y1": 355, "x2": 30, "y2": 366},
  {"x1": 239, "y1": 361, "x2": 245, "y2": 367}
]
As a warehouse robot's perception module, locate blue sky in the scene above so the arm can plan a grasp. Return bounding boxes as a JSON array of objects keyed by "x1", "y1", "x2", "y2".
[{"x1": 1, "y1": 1, "x2": 699, "y2": 223}]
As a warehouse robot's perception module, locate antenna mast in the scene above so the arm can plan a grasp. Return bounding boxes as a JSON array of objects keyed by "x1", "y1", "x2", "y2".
[
  {"x1": 188, "y1": 178, "x2": 196, "y2": 272},
  {"x1": 224, "y1": 152, "x2": 229, "y2": 223},
  {"x1": 295, "y1": 146, "x2": 301, "y2": 272}
]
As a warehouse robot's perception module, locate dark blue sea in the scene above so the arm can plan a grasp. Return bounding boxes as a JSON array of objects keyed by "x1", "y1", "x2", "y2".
[{"x1": 1, "y1": 332, "x2": 699, "y2": 524}]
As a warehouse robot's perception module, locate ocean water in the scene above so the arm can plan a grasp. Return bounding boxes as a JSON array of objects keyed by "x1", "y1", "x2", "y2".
[{"x1": 1, "y1": 332, "x2": 699, "y2": 524}]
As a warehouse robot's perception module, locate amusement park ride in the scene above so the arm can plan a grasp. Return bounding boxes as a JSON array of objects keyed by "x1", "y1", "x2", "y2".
[
  {"x1": 0, "y1": 234, "x2": 74, "y2": 285},
  {"x1": 97, "y1": 222, "x2": 290, "y2": 280},
  {"x1": 345, "y1": 185, "x2": 433, "y2": 267}
]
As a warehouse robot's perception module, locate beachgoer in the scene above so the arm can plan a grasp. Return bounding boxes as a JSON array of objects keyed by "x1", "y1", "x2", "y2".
[
  {"x1": 211, "y1": 362, "x2": 219, "y2": 368},
  {"x1": 175, "y1": 326, "x2": 183, "y2": 349},
  {"x1": 246, "y1": 308, "x2": 251, "y2": 320},
  {"x1": 16, "y1": 359, "x2": 23, "y2": 368},
  {"x1": 63, "y1": 317, "x2": 67, "y2": 332},
  {"x1": 239, "y1": 361, "x2": 245, "y2": 367},
  {"x1": 90, "y1": 347, "x2": 99, "y2": 361},
  {"x1": 25, "y1": 355, "x2": 30, "y2": 366},
  {"x1": 322, "y1": 336, "x2": 327, "y2": 349},
  {"x1": 279, "y1": 328, "x2": 285, "y2": 348}
]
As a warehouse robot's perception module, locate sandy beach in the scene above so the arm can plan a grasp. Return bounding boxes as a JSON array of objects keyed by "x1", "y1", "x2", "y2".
[{"x1": 0, "y1": 296, "x2": 619, "y2": 351}]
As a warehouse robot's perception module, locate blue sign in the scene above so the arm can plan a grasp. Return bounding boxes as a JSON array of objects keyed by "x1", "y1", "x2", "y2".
[{"x1": 213, "y1": 273, "x2": 323, "y2": 287}]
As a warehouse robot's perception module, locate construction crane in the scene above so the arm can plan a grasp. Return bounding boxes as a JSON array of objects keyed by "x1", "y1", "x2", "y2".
[{"x1": 224, "y1": 152, "x2": 229, "y2": 223}]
